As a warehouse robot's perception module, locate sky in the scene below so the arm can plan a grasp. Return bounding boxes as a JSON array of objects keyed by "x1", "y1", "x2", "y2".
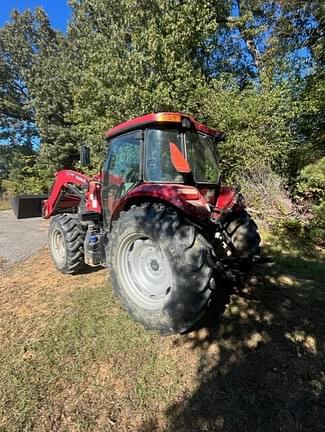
[{"x1": 0, "y1": 0, "x2": 71, "y2": 31}]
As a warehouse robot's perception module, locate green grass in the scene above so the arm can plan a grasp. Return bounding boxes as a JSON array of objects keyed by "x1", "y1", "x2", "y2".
[
  {"x1": 0, "y1": 284, "x2": 184, "y2": 431},
  {"x1": 0, "y1": 228, "x2": 324, "y2": 431}
]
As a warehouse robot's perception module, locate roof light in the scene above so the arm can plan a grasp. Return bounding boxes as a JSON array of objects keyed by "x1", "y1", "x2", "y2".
[{"x1": 156, "y1": 113, "x2": 182, "y2": 123}]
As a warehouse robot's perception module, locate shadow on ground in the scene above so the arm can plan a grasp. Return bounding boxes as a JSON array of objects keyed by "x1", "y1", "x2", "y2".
[{"x1": 140, "y1": 237, "x2": 325, "y2": 432}]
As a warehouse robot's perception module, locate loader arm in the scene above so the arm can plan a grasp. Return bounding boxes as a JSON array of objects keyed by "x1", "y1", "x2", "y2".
[{"x1": 43, "y1": 170, "x2": 92, "y2": 218}]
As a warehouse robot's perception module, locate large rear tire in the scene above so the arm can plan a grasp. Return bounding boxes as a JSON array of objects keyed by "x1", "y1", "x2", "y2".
[
  {"x1": 108, "y1": 203, "x2": 215, "y2": 335},
  {"x1": 48, "y1": 214, "x2": 86, "y2": 274},
  {"x1": 225, "y1": 211, "x2": 261, "y2": 258}
]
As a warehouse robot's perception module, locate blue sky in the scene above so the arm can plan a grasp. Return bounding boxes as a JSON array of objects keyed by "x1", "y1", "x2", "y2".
[{"x1": 0, "y1": 0, "x2": 71, "y2": 31}]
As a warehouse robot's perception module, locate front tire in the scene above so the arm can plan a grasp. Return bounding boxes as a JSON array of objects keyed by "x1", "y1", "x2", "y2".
[
  {"x1": 108, "y1": 203, "x2": 215, "y2": 334},
  {"x1": 48, "y1": 214, "x2": 86, "y2": 274}
]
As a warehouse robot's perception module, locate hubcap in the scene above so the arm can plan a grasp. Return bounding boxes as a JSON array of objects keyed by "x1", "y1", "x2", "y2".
[
  {"x1": 51, "y1": 229, "x2": 66, "y2": 265},
  {"x1": 118, "y1": 234, "x2": 172, "y2": 310}
]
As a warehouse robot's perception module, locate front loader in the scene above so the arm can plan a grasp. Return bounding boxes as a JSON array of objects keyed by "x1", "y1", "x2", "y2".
[{"x1": 16, "y1": 112, "x2": 262, "y2": 335}]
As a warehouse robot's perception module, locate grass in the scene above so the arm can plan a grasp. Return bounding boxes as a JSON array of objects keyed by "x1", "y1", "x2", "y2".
[
  {"x1": 0, "y1": 256, "x2": 189, "y2": 431},
  {"x1": 0, "y1": 226, "x2": 324, "y2": 431}
]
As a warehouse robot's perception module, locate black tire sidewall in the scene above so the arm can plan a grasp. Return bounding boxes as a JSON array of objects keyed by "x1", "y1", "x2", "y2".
[
  {"x1": 109, "y1": 204, "x2": 213, "y2": 334},
  {"x1": 48, "y1": 214, "x2": 86, "y2": 274},
  {"x1": 48, "y1": 216, "x2": 69, "y2": 272},
  {"x1": 225, "y1": 211, "x2": 261, "y2": 258}
]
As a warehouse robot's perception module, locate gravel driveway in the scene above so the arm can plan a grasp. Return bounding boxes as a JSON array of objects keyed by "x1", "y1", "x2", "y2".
[{"x1": 0, "y1": 210, "x2": 48, "y2": 271}]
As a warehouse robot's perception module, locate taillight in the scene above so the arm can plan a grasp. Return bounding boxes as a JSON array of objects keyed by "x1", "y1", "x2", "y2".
[{"x1": 177, "y1": 187, "x2": 200, "y2": 200}]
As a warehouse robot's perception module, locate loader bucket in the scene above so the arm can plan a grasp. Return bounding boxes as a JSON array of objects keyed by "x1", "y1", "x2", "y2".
[{"x1": 11, "y1": 195, "x2": 48, "y2": 219}]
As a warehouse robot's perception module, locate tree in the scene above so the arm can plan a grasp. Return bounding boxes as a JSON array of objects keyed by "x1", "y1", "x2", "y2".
[
  {"x1": 0, "y1": 8, "x2": 57, "y2": 146},
  {"x1": 0, "y1": 0, "x2": 323, "y2": 197},
  {"x1": 67, "y1": 0, "x2": 226, "y2": 154}
]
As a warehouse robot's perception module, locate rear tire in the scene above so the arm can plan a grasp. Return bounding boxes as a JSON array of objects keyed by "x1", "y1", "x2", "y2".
[
  {"x1": 225, "y1": 211, "x2": 261, "y2": 258},
  {"x1": 108, "y1": 203, "x2": 215, "y2": 335},
  {"x1": 48, "y1": 214, "x2": 86, "y2": 274}
]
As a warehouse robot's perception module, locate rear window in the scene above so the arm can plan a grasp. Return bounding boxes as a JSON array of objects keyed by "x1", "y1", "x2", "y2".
[{"x1": 186, "y1": 132, "x2": 220, "y2": 184}]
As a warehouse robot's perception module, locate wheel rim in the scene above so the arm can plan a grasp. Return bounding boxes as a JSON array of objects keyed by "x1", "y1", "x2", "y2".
[
  {"x1": 51, "y1": 228, "x2": 66, "y2": 265},
  {"x1": 118, "y1": 233, "x2": 172, "y2": 310}
]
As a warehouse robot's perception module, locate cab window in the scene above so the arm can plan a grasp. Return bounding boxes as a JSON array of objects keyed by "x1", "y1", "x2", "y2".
[
  {"x1": 145, "y1": 128, "x2": 184, "y2": 182},
  {"x1": 106, "y1": 131, "x2": 141, "y2": 196}
]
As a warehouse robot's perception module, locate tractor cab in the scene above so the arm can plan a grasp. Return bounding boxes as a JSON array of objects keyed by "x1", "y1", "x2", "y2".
[{"x1": 102, "y1": 112, "x2": 223, "y2": 224}]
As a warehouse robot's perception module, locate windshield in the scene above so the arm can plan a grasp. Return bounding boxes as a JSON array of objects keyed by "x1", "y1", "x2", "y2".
[{"x1": 186, "y1": 131, "x2": 220, "y2": 184}]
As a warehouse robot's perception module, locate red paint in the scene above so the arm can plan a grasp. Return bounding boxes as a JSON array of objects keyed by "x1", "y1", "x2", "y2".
[
  {"x1": 85, "y1": 180, "x2": 102, "y2": 214},
  {"x1": 169, "y1": 142, "x2": 191, "y2": 173},
  {"x1": 43, "y1": 170, "x2": 102, "y2": 218},
  {"x1": 209, "y1": 186, "x2": 240, "y2": 219},
  {"x1": 105, "y1": 112, "x2": 222, "y2": 139},
  {"x1": 44, "y1": 116, "x2": 230, "y2": 224},
  {"x1": 111, "y1": 183, "x2": 211, "y2": 222},
  {"x1": 108, "y1": 173, "x2": 124, "y2": 187},
  {"x1": 215, "y1": 186, "x2": 237, "y2": 210}
]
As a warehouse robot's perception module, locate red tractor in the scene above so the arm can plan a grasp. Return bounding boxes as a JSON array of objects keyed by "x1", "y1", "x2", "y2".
[{"x1": 23, "y1": 112, "x2": 262, "y2": 334}]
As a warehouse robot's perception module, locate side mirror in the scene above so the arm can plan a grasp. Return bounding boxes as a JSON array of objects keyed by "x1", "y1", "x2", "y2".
[
  {"x1": 169, "y1": 142, "x2": 191, "y2": 173},
  {"x1": 80, "y1": 146, "x2": 91, "y2": 166}
]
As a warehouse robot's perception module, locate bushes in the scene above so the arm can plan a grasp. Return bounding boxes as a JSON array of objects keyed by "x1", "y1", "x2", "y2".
[
  {"x1": 238, "y1": 166, "x2": 295, "y2": 221},
  {"x1": 193, "y1": 81, "x2": 299, "y2": 183},
  {"x1": 237, "y1": 164, "x2": 324, "y2": 246},
  {"x1": 297, "y1": 157, "x2": 325, "y2": 203},
  {"x1": 295, "y1": 158, "x2": 325, "y2": 245}
]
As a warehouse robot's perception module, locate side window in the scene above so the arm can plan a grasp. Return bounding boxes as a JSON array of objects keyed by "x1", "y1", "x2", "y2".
[
  {"x1": 145, "y1": 128, "x2": 183, "y2": 182},
  {"x1": 107, "y1": 131, "x2": 141, "y2": 196}
]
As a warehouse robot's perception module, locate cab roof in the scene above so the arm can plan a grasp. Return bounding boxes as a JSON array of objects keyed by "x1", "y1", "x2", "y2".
[{"x1": 105, "y1": 112, "x2": 223, "y2": 140}]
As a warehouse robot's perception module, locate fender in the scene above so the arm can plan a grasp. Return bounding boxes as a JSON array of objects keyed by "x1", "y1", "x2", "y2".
[
  {"x1": 212, "y1": 186, "x2": 244, "y2": 220},
  {"x1": 110, "y1": 183, "x2": 211, "y2": 223}
]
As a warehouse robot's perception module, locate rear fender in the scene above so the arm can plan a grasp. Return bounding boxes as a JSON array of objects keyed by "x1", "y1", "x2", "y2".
[{"x1": 110, "y1": 183, "x2": 211, "y2": 225}]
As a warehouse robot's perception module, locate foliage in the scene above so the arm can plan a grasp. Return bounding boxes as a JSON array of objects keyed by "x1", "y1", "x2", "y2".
[
  {"x1": 297, "y1": 157, "x2": 325, "y2": 203},
  {"x1": 0, "y1": 8, "x2": 57, "y2": 146},
  {"x1": 0, "y1": 0, "x2": 323, "y2": 220},
  {"x1": 192, "y1": 81, "x2": 300, "y2": 181},
  {"x1": 295, "y1": 157, "x2": 325, "y2": 245},
  {"x1": 1, "y1": 153, "x2": 51, "y2": 195},
  {"x1": 67, "y1": 0, "x2": 218, "y2": 155},
  {"x1": 238, "y1": 165, "x2": 294, "y2": 220}
]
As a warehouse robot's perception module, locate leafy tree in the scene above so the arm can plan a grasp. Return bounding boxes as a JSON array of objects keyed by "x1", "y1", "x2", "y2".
[
  {"x1": 0, "y1": 8, "x2": 82, "y2": 179},
  {"x1": 0, "y1": 0, "x2": 323, "y2": 205},
  {"x1": 191, "y1": 79, "x2": 300, "y2": 182},
  {"x1": 0, "y1": 8, "x2": 57, "y2": 146},
  {"x1": 67, "y1": 0, "x2": 225, "y2": 152}
]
